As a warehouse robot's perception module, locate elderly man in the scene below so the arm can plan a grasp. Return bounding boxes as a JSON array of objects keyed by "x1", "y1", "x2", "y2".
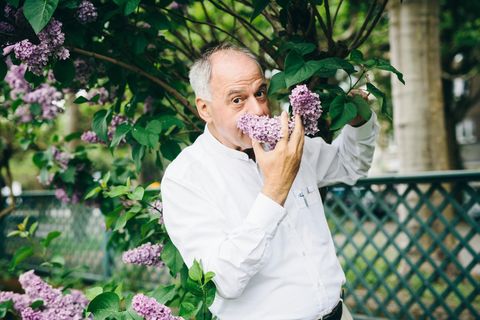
[{"x1": 161, "y1": 43, "x2": 379, "y2": 320}]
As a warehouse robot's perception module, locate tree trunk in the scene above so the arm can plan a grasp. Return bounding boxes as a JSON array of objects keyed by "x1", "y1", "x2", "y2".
[{"x1": 388, "y1": 0, "x2": 455, "y2": 277}]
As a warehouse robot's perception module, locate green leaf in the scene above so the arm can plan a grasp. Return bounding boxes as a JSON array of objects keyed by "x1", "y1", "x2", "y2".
[
  {"x1": 7, "y1": 230, "x2": 21, "y2": 237},
  {"x1": 59, "y1": 166, "x2": 75, "y2": 183},
  {"x1": 284, "y1": 50, "x2": 307, "y2": 87},
  {"x1": 330, "y1": 102, "x2": 357, "y2": 131},
  {"x1": 73, "y1": 96, "x2": 89, "y2": 104},
  {"x1": 85, "y1": 186, "x2": 102, "y2": 200},
  {"x1": 53, "y1": 59, "x2": 75, "y2": 84},
  {"x1": 189, "y1": 260, "x2": 203, "y2": 282},
  {"x1": 92, "y1": 109, "x2": 111, "y2": 142},
  {"x1": 30, "y1": 103, "x2": 42, "y2": 116},
  {"x1": 29, "y1": 221, "x2": 38, "y2": 236},
  {"x1": 40, "y1": 231, "x2": 61, "y2": 248},
  {"x1": 329, "y1": 95, "x2": 346, "y2": 121},
  {"x1": 132, "y1": 144, "x2": 145, "y2": 172},
  {"x1": 110, "y1": 123, "x2": 131, "y2": 148},
  {"x1": 30, "y1": 300, "x2": 44, "y2": 309},
  {"x1": 87, "y1": 292, "x2": 120, "y2": 320},
  {"x1": 349, "y1": 49, "x2": 364, "y2": 64},
  {"x1": 23, "y1": 0, "x2": 59, "y2": 34},
  {"x1": 114, "y1": 210, "x2": 136, "y2": 231},
  {"x1": 9, "y1": 246, "x2": 34, "y2": 270},
  {"x1": 132, "y1": 124, "x2": 159, "y2": 148},
  {"x1": 105, "y1": 185, "x2": 130, "y2": 198},
  {"x1": 133, "y1": 33, "x2": 147, "y2": 55},
  {"x1": 150, "y1": 285, "x2": 177, "y2": 304},
  {"x1": 160, "y1": 140, "x2": 181, "y2": 161},
  {"x1": 179, "y1": 292, "x2": 202, "y2": 318},
  {"x1": 366, "y1": 82, "x2": 391, "y2": 120},
  {"x1": 145, "y1": 120, "x2": 163, "y2": 134},
  {"x1": 204, "y1": 281, "x2": 217, "y2": 307},
  {"x1": 161, "y1": 239, "x2": 184, "y2": 277},
  {"x1": 85, "y1": 287, "x2": 103, "y2": 301},
  {"x1": 124, "y1": 0, "x2": 140, "y2": 15},
  {"x1": 267, "y1": 71, "x2": 286, "y2": 96},
  {"x1": 280, "y1": 42, "x2": 316, "y2": 56},
  {"x1": 127, "y1": 186, "x2": 144, "y2": 201},
  {"x1": 50, "y1": 254, "x2": 65, "y2": 267},
  {"x1": 250, "y1": 0, "x2": 269, "y2": 22},
  {"x1": 374, "y1": 59, "x2": 405, "y2": 84},
  {"x1": 156, "y1": 115, "x2": 185, "y2": 132},
  {"x1": 0, "y1": 299, "x2": 14, "y2": 318}
]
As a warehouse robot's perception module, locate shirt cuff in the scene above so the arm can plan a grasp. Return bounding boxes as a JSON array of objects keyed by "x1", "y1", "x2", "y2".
[
  {"x1": 343, "y1": 111, "x2": 378, "y2": 140},
  {"x1": 245, "y1": 192, "x2": 287, "y2": 236}
]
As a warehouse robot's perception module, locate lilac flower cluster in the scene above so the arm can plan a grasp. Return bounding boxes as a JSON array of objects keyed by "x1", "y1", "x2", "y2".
[
  {"x1": 132, "y1": 294, "x2": 183, "y2": 320},
  {"x1": 289, "y1": 84, "x2": 322, "y2": 135},
  {"x1": 81, "y1": 114, "x2": 129, "y2": 144},
  {"x1": 0, "y1": 270, "x2": 89, "y2": 320},
  {"x1": 4, "y1": 63, "x2": 30, "y2": 99},
  {"x1": 4, "y1": 63, "x2": 64, "y2": 122},
  {"x1": 76, "y1": 0, "x2": 98, "y2": 24},
  {"x1": 6, "y1": 18, "x2": 69, "y2": 75},
  {"x1": 51, "y1": 146, "x2": 73, "y2": 170},
  {"x1": 73, "y1": 58, "x2": 94, "y2": 86},
  {"x1": 122, "y1": 242, "x2": 164, "y2": 267},
  {"x1": 237, "y1": 84, "x2": 322, "y2": 149}
]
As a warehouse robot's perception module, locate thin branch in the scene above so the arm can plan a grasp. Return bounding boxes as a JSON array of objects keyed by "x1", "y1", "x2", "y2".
[
  {"x1": 210, "y1": 0, "x2": 270, "y2": 40},
  {"x1": 162, "y1": 7, "x2": 248, "y2": 48},
  {"x1": 349, "y1": 0, "x2": 378, "y2": 49},
  {"x1": 0, "y1": 163, "x2": 16, "y2": 219},
  {"x1": 169, "y1": 28, "x2": 200, "y2": 57},
  {"x1": 200, "y1": 1, "x2": 219, "y2": 43},
  {"x1": 332, "y1": 0, "x2": 344, "y2": 27},
  {"x1": 69, "y1": 47, "x2": 199, "y2": 118},
  {"x1": 324, "y1": 0, "x2": 333, "y2": 38},
  {"x1": 312, "y1": 4, "x2": 335, "y2": 52},
  {"x1": 351, "y1": 0, "x2": 388, "y2": 49},
  {"x1": 164, "y1": 95, "x2": 202, "y2": 132}
]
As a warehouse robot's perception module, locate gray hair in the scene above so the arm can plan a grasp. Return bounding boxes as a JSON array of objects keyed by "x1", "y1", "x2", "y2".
[{"x1": 188, "y1": 43, "x2": 263, "y2": 101}]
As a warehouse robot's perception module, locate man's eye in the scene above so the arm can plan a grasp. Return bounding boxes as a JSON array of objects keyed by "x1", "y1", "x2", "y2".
[
  {"x1": 233, "y1": 97, "x2": 242, "y2": 104},
  {"x1": 255, "y1": 89, "x2": 266, "y2": 97}
]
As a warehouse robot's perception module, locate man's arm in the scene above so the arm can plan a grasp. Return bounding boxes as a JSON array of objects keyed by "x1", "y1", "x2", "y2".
[
  {"x1": 161, "y1": 177, "x2": 286, "y2": 300},
  {"x1": 304, "y1": 111, "x2": 380, "y2": 188}
]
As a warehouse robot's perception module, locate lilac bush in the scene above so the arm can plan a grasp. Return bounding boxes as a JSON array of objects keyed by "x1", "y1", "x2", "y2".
[
  {"x1": 0, "y1": 270, "x2": 89, "y2": 319},
  {"x1": 76, "y1": 0, "x2": 98, "y2": 24}
]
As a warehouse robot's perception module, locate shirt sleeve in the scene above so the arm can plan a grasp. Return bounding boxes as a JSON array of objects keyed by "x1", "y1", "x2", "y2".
[
  {"x1": 304, "y1": 111, "x2": 380, "y2": 188},
  {"x1": 161, "y1": 176, "x2": 287, "y2": 299}
]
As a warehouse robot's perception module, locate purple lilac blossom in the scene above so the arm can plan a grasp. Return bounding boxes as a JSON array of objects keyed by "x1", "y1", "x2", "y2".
[
  {"x1": 4, "y1": 4, "x2": 15, "y2": 18},
  {"x1": 81, "y1": 130, "x2": 101, "y2": 143},
  {"x1": 11, "y1": 18, "x2": 69, "y2": 75},
  {"x1": 23, "y1": 83, "x2": 64, "y2": 120},
  {"x1": 132, "y1": 294, "x2": 182, "y2": 320},
  {"x1": 55, "y1": 188, "x2": 70, "y2": 203},
  {"x1": 73, "y1": 58, "x2": 94, "y2": 85},
  {"x1": 76, "y1": 0, "x2": 98, "y2": 24},
  {"x1": 237, "y1": 84, "x2": 322, "y2": 149},
  {"x1": 14, "y1": 105, "x2": 33, "y2": 123},
  {"x1": 0, "y1": 270, "x2": 90, "y2": 319},
  {"x1": 289, "y1": 84, "x2": 322, "y2": 135},
  {"x1": 108, "y1": 114, "x2": 128, "y2": 140},
  {"x1": 122, "y1": 242, "x2": 164, "y2": 267},
  {"x1": 0, "y1": 21, "x2": 14, "y2": 33},
  {"x1": 4, "y1": 64, "x2": 30, "y2": 99},
  {"x1": 51, "y1": 147, "x2": 72, "y2": 170},
  {"x1": 149, "y1": 200, "x2": 163, "y2": 224}
]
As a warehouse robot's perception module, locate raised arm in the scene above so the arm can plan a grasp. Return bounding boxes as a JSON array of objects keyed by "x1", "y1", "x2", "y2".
[{"x1": 304, "y1": 111, "x2": 380, "y2": 188}]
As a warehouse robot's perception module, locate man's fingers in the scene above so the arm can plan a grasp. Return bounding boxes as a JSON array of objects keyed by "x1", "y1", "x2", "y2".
[
  {"x1": 252, "y1": 139, "x2": 264, "y2": 157},
  {"x1": 289, "y1": 113, "x2": 304, "y2": 145},
  {"x1": 278, "y1": 111, "x2": 289, "y2": 143}
]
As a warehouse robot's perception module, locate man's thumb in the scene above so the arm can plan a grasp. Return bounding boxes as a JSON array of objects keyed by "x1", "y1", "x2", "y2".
[{"x1": 252, "y1": 139, "x2": 263, "y2": 156}]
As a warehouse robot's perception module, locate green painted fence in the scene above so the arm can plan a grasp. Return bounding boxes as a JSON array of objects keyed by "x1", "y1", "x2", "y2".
[{"x1": 1, "y1": 170, "x2": 479, "y2": 319}]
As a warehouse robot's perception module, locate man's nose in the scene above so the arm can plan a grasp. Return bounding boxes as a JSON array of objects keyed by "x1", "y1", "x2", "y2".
[{"x1": 246, "y1": 96, "x2": 268, "y2": 116}]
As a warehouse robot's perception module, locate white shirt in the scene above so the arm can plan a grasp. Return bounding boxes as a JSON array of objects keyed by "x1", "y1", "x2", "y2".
[{"x1": 161, "y1": 112, "x2": 379, "y2": 320}]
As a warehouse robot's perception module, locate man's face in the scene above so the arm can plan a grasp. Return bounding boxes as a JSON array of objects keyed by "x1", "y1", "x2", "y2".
[{"x1": 197, "y1": 51, "x2": 269, "y2": 150}]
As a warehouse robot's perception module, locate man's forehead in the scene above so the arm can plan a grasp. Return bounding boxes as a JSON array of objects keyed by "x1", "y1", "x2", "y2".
[{"x1": 210, "y1": 51, "x2": 263, "y2": 83}]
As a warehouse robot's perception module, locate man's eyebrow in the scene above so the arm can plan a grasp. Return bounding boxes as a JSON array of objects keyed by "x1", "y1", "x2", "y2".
[{"x1": 226, "y1": 83, "x2": 267, "y2": 97}]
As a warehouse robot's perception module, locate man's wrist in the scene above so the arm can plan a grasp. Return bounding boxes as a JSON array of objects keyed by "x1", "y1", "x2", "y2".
[{"x1": 262, "y1": 184, "x2": 289, "y2": 207}]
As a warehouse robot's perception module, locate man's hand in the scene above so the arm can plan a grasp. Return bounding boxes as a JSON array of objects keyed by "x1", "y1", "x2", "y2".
[
  {"x1": 348, "y1": 89, "x2": 371, "y2": 127},
  {"x1": 252, "y1": 111, "x2": 305, "y2": 206}
]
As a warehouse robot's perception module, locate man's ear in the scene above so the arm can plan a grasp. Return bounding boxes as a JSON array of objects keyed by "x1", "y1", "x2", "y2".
[{"x1": 195, "y1": 97, "x2": 212, "y2": 123}]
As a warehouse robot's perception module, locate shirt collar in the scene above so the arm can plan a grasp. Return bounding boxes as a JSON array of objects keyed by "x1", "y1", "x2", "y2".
[{"x1": 202, "y1": 124, "x2": 251, "y2": 161}]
